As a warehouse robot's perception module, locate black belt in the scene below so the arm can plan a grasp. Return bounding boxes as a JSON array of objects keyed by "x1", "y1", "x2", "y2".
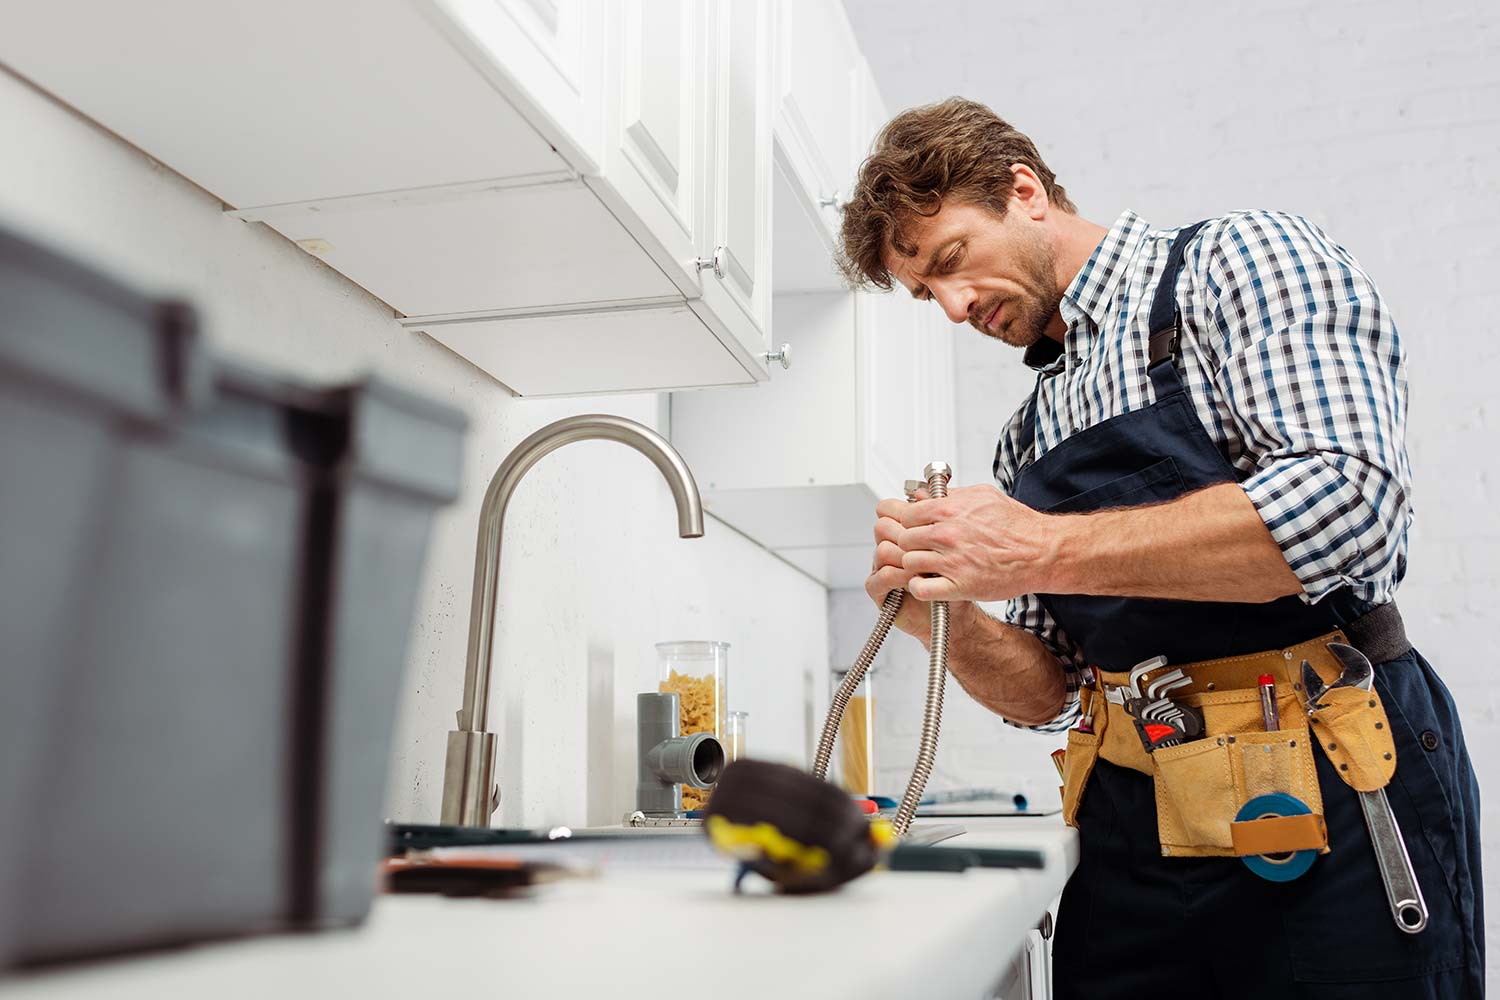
[{"x1": 1345, "y1": 601, "x2": 1411, "y2": 665}]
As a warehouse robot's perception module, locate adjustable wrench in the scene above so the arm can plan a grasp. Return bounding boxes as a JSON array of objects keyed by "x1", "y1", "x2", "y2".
[{"x1": 1305, "y1": 643, "x2": 1429, "y2": 934}]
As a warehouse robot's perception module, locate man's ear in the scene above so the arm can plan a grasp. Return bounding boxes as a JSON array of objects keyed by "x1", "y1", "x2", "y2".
[{"x1": 1009, "y1": 164, "x2": 1049, "y2": 221}]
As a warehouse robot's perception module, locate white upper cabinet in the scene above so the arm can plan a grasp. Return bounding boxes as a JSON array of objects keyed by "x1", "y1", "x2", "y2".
[
  {"x1": 670, "y1": 31, "x2": 962, "y2": 587},
  {"x1": 773, "y1": 0, "x2": 861, "y2": 241},
  {"x1": 595, "y1": 0, "x2": 709, "y2": 299},
  {"x1": 694, "y1": 0, "x2": 774, "y2": 363},
  {"x1": 859, "y1": 288, "x2": 926, "y2": 503},
  {"x1": 0, "y1": 0, "x2": 570, "y2": 209},
  {"x1": 592, "y1": 0, "x2": 772, "y2": 370},
  {"x1": 427, "y1": 0, "x2": 606, "y2": 174}
]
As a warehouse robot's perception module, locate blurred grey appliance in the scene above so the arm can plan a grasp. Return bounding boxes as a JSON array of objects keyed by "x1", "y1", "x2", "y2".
[
  {"x1": 441, "y1": 414, "x2": 705, "y2": 827},
  {"x1": 0, "y1": 224, "x2": 465, "y2": 968}
]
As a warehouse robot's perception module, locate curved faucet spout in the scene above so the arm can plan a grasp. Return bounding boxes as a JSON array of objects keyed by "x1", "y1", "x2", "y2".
[{"x1": 441, "y1": 414, "x2": 704, "y2": 826}]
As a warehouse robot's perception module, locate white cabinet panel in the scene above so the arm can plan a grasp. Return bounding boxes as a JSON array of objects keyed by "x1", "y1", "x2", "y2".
[
  {"x1": 429, "y1": 0, "x2": 606, "y2": 173},
  {"x1": 0, "y1": 0, "x2": 567, "y2": 208},
  {"x1": 243, "y1": 181, "x2": 678, "y2": 319},
  {"x1": 419, "y1": 304, "x2": 752, "y2": 397},
  {"x1": 671, "y1": 285, "x2": 958, "y2": 586},
  {"x1": 920, "y1": 312, "x2": 961, "y2": 471},
  {"x1": 859, "y1": 290, "x2": 924, "y2": 503},
  {"x1": 697, "y1": 0, "x2": 773, "y2": 361},
  {"x1": 596, "y1": 0, "x2": 707, "y2": 297},
  {"x1": 674, "y1": 293, "x2": 858, "y2": 493},
  {"x1": 773, "y1": 0, "x2": 860, "y2": 228}
]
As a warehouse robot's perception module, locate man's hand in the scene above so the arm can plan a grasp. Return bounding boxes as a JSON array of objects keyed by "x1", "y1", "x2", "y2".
[
  {"x1": 866, "y1": 507, "x2": 947, "y2": 642},
  {"x1": 874, "y1": 484, "x2": 1059, "y2": 603}
]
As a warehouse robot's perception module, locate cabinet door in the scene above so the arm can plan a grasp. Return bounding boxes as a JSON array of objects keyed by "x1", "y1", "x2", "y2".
[
  {"x1": 596, "y1": 0, "x2": 708, "y2": 297},
  {"x1": 696, "y1": 0, "x2": 773, "y2": 363},
  {"x1": 773, "y1": 0, "x2": 860, "y2": 235},
  {"x1": 427, "y1": 0, "x2": 605, "y2": 173},
  {"x1": 858, "y1": 290, "x2": 925, "y2": 501}
]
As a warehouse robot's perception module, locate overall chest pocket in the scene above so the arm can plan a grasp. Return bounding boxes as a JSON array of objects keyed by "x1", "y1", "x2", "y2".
[{"x1": 1043, "y1": 457, "x2": 1184, "y2": 514}]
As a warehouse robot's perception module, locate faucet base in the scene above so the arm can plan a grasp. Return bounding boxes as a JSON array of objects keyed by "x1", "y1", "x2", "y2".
[{"x1": 441, "y1": 730, "x2": 498, "y2": 827}]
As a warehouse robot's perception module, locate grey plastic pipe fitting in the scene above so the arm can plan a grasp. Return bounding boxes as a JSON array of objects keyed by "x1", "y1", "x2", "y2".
[{"x1": 636, "y1": 692, "x2": 725, "y2": 815}]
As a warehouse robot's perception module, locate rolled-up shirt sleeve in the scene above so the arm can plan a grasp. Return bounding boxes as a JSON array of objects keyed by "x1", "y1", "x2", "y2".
[
  {"x1": 998, "y1": 593, "x2": 1088, "y2": 732},
  {"x1": 992, "y1": 401, "x2": 1090, "y2": 733},
  {"x1": 1203, "y1": 211, "x2": 1412, "y2": 605}
]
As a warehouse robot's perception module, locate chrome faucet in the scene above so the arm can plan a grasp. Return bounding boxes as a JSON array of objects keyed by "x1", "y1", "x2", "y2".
[{"x1": 441, "y1": 414, "x2": 705, "y2": 826}]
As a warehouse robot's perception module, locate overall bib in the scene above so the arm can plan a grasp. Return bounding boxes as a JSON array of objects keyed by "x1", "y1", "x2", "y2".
[{"x1": 1007, "y1": 224, "x2": 1484, "y2": 997}]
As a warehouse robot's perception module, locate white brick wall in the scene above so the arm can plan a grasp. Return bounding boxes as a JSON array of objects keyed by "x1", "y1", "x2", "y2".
[{"x1": 841, "y1": 0, "x2": 1498, "y2": 981}]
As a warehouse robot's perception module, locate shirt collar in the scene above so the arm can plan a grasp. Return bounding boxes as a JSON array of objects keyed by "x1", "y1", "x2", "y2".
[
  {"x1": 1025, "y1": 210, "x2": 1151, "y2": 373},
  {"x1": 1066, "y1": 210, "x2": 1152, "y2": 329}
]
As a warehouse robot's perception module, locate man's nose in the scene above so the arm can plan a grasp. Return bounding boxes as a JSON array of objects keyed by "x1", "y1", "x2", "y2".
[{"x1": 931, "y1": 283, "x2": 975, "y2": 325}]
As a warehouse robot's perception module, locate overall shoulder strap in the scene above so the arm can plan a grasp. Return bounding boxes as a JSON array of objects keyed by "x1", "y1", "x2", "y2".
[
  {"x1": 1146, "y1": 220, "x2": 1210, "y2": 398},
  {"x1": 995, "y1": 372, "x2": 1044, "y2": 484}
]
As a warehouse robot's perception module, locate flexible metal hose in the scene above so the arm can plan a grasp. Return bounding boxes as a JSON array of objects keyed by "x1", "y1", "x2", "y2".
[
  {"x1": 892, "y1": 463, "x2": 950, "y2": 836},
  {"x1": 811, "y1": 463, "x2": 952, "y2": 839},
  {"x1": 812, "y1": 589, "x2": 903, "y2": 781}
]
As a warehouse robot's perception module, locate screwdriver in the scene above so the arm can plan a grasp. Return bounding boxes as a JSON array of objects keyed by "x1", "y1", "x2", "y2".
[{"x1": 1258, "y1": 674, "x2": 1280, "y2": 731}]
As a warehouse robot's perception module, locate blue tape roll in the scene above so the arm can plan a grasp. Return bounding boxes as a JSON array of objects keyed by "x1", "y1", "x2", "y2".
[{"x1": 1236, "y1": 792, "x2": 1318, "y2": 882}]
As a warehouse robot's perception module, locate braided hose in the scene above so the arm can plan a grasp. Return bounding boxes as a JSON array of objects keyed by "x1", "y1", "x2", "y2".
[
  {"x1": 812, "y1": 589, "x2": 903, "y2": 780},
  {"x1": 811, "y1": 463, "x2": 952, "y2": 840},
  {"x1": 892, "y1": 463, "x2": 951, "y2": 837}
]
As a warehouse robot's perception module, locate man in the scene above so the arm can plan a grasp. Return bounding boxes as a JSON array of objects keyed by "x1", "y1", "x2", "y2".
[{"x1": 838, "y1": 98, "x2": 1483, "y2": 998}]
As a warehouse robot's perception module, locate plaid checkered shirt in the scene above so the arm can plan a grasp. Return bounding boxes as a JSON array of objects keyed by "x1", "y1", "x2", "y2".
[{"x1": 991, "y1": 210, "x2": 1412, "y2": 733}]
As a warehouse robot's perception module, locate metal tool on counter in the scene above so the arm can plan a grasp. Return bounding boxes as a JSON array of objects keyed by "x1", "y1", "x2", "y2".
[
  {"x1": 813, "y1": 462, "x2": 953, "y2": 838},
  {"x1": 440, "y1": 415, "x2": 705, "y2": 827},
  {"x1": 1302, "y1": 643, "x2": 1430, "y2": 934}
]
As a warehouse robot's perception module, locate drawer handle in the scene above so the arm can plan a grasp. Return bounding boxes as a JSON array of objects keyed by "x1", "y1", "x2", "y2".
[
  {"x1": 760, "y1": 343, "x2": 791, "y2": 371},
  {"x1": 694, "y1": 245, "x2": 726, "y2": 280}
]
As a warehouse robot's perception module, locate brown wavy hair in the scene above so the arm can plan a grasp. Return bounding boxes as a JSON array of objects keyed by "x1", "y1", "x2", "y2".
[{"x1": 837, "y1": 98, "x2": 1075, "y2": 290}]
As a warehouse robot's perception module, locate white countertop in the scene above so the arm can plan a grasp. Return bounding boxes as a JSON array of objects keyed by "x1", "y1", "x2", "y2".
[{"x1": 5, "y1": 816, "x2": 1076, "y2": 1000}]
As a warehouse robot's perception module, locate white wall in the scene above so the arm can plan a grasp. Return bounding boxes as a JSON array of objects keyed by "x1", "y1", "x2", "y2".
[
  {"x1": 843, "y1": 0, "x2": 1498, "y2": 978},
  {"x1": 0, "y1": 67, "x2": 828, "y2": 829}
]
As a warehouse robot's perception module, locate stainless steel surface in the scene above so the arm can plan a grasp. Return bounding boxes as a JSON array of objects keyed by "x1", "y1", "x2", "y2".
[
  {"x1": 694, "y1": 246, "x2": 726, "y2": 279},
  {"x1": 441, "y1": 415, "x2": 705, "y2": 826},
  {"x1": 1358, "y1": 786, "x2": 1430, "y2": 933},
  {"x1": 891, "y1": 462, "x2": 952, "y2": 837},
  {"x1": 1311, "y1": 642, "x2": 1429, "y2": 934},
  {"x1": 760, "y1": 343, "x2": 792, "y2": 370}
]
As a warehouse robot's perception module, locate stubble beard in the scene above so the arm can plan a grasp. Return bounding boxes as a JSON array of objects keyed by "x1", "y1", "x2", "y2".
[{"x1": 977, "y1": 231, "x2": 1061, "y2": 349}]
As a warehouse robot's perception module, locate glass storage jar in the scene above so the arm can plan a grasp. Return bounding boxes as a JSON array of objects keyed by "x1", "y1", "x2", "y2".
[
  {"x1": 726, "y1": 710, "x2": 748, "y2": 763},
  {"x1": 656, "y1": 640, "x2": 729, "y2": 810}
]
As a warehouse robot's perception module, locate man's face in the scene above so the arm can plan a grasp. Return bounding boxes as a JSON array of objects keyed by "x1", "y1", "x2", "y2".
[{"x1": 885, "y1": 198, "x2": 1060, "y2": 348}]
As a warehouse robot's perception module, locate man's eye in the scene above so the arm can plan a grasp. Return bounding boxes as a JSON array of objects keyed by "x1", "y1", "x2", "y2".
[{"x1": 942, "y1": 249, "x2": 962, "y2": 272}]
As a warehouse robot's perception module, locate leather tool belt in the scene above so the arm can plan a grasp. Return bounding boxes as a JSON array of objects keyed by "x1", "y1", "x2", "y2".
[{"x1": 1059, "y1": 612, "x2": 1405, "y2": 860}]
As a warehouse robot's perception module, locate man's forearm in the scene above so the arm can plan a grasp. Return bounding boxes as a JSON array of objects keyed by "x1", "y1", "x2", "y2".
[
  {"x1": 1045, "y1": 482, "x2": 1303, "y2": 603},
  {"x1": 925, "y1": 603, "x2": 1067, "y2": 725}
]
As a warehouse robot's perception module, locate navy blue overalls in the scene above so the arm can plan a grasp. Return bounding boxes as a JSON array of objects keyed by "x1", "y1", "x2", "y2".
[{"x1": 1005, "y1": 223, "x2": 1484, "y2": 997}]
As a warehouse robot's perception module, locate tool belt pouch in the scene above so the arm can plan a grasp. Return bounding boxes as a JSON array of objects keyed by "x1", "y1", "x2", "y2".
[
  {"x1": 1060, "y1": 687, "x2": 1103, "y2": 829},
  {"x1": 1308, "y1": 685, "x2": 1398, "y2": 792},
  {"x1": 1148, "y1": 687, "x2": 1327, "y2": 858}
]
